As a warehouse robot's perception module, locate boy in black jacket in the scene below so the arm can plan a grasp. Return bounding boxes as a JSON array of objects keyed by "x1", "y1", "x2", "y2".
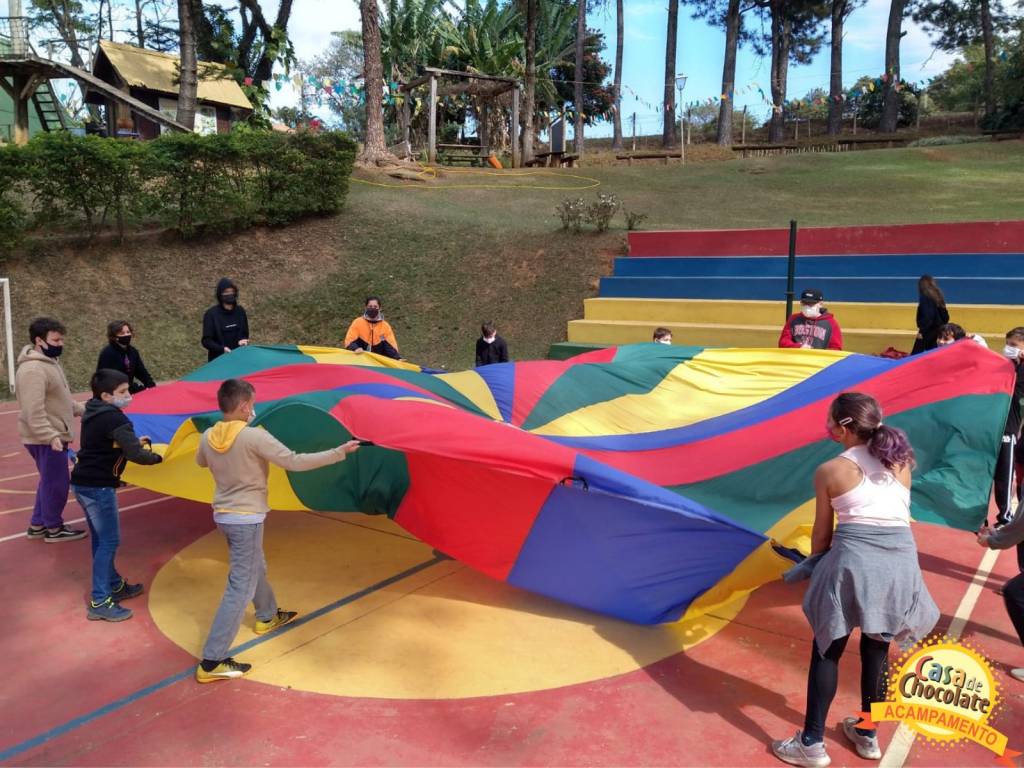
[
  {"x1": 994, "y1": 328, "x2": 1024, "y2": 549},
  {"x1": 96, "y1": 320, "x2": 156, "y2": 394},
  {"x1": 71, "y1": 369, "x2": 163, "y2": 622},
  {"x1": 475, "y1": 322, "x2": 509, "y2": 367}
]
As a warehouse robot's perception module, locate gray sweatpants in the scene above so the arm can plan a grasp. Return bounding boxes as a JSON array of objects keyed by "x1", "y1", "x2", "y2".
[{"x1": 201, "y1": 522, "x2": 278, "y2": 662}]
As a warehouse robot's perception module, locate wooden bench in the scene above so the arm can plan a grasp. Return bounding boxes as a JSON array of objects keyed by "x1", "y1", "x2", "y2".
[
  {"x1": 615, "y1": 152, "x2": 681, "y2": 165},
  {"x1": 982, "y1": 129, "x2": 1024, "y2": 142},
  {"x1": 526, "y1": 151, "x2": 578, "y2": 168},
  {"x1": 436, "y1": 143, "x2": 489, "y2": 167}
]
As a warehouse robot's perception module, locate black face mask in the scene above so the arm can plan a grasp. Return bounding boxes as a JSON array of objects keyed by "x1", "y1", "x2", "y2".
[
  {"x1": 221, "y1": 294, "x2": 238, "y2": 306},
  {"x1": 116, "y1": 335, "x2": 132, "y2": 347},
  {"x1": 365, "y1": 307, "x2": 380, "y2": 319},
  {"x1": 40, "y1": 343, "x2": 63, "y2": 358}
]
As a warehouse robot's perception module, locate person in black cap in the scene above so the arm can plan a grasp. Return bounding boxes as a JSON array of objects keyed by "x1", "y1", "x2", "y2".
[
  {"x1": 202, "y1": 278, "x2": 250, "y2": 362},
  {"x1": 779, "y1": 288, "x2": 843, "y2": 350}
]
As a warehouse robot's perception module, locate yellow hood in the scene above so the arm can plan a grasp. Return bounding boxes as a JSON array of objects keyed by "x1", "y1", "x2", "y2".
[{"x1": 207, "y1": 420, "x2": 248, "y2": 453}]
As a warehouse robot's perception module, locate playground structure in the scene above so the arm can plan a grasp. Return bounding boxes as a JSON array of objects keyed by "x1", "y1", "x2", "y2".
[
  {"x1": 0, "y1": 0, "x2": 189, "y2": 144},
  {"x1": 400, "y1": 67, "x2": 521, "y2": 168},
  {"x1": 551, "y1": 220, "x2": 1024, "y2": 359}
]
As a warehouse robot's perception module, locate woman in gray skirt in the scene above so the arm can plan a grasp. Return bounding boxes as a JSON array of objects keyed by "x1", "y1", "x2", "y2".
[{"x1": 771, "y1": 392, "x2": 939, "y2": 768}]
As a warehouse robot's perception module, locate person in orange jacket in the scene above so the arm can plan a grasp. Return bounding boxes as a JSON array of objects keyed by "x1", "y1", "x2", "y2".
[
  {"x1": 779, "y1": 288, "x2": 843, "y2": 351},
  {"x1": 344, "y1": 296, "x2": 401, "y2": 359}
]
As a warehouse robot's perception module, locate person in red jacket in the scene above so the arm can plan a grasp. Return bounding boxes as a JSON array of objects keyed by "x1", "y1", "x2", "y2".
[{"x1": 779, "y1": 288, "x2": 843, "y2": 351}]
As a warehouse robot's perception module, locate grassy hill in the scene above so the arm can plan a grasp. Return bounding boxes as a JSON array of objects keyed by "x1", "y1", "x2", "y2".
[{"x1": 2, "y1": 140, "x2": 1023, "y2": 394}]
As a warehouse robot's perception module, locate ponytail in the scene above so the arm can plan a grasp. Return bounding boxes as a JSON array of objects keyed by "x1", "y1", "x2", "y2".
[{"x1": 867, "y1": 424, "x2": 916, "y2": 471}]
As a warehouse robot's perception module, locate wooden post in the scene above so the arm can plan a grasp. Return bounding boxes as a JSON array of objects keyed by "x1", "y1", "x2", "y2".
[
  {"x1": 741, "y1": 105, "x2": 747, "y2": 144},
  {"x1": 427, "y1": 74, "x2": 437, "y2": 164},
  {"x1": 12, "y1": 74, "x2": 30, "y2": 145},
  {"x1": 511, "y1": 84, "x2": 520, "y2": 169},
  {"x1": 631, "y1": 112, "x2": 636, "y2": 151},
  {"x1": 853, "y1": 112, "x2": 857, "y2": 135},
  {"x1": 794, "y1": 118, "x2": 799, "y2": 142}
]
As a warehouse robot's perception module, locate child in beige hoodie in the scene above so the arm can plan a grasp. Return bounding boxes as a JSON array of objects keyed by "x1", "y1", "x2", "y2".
[{"x1": 194, "y1": 378, "x2": 360, "y2": 683}]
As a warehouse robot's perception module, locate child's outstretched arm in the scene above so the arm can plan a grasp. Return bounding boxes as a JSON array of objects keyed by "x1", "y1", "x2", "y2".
[{"x1": 254, "y1": 430, "x2": 360, "y2": 472}]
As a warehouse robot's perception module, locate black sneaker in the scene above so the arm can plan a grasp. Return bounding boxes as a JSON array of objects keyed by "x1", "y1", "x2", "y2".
[
  {"x1": 111, "y1": 580, "x2": 145, "y2": 602},
  {"x1": 44, "y1": 525, "x2": 87, "y2": 543},
  {"x1": 26, "y1": 526, "x2": 46, "y2": 540},
  {"x1": 195, "y1": 657, "x2": 252, "y2": 683}
]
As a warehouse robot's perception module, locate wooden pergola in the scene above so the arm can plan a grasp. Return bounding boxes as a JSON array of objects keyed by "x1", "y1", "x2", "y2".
[{"x1": 401, "y1": 67, "x2": 521, "y2": 168}]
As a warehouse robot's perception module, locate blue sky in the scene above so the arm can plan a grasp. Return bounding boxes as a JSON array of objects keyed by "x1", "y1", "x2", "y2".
[{"x1": 276, "y1": 0, "x2": 960, "y2": 136}]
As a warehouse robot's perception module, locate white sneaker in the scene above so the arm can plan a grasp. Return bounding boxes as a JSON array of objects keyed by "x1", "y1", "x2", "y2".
[
  {"x1": 842, "y1": 717, "x2": 882, "y2": 759},
  {"x1": 771, "y1": 732, "x2": 831, "y2": 767},
  {"x1": 1010, "y1": 668, "x2": 1024, "y2": 683}
]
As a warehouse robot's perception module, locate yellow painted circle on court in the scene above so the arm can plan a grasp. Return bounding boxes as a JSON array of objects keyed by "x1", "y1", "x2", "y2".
[{"x1": 150, "y1": 511, "x2": 743, "y2": 699}]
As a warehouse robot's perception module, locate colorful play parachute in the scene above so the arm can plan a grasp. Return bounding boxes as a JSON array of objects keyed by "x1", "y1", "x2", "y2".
[{"x1": 123, "y1": 342, "x2": 1013, "y2": 625}]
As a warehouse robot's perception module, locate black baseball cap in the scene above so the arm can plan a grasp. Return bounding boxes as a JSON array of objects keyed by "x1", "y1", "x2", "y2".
[{"x1": 800, "y1": 288, "x2": 824, "y2": 304}]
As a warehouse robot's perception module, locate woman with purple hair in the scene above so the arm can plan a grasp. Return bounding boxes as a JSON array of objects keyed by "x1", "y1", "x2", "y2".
[{"x1": 771, "y1": 393, "x2": 939, "y2": 768}]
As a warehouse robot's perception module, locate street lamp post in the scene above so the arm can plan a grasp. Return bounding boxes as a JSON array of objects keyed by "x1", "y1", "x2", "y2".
[{"x1": 675, "y1": 73, "x2": 688, "y2": 164}]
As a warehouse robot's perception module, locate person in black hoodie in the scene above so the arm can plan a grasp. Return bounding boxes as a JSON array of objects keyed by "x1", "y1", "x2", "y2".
[
  {"x1": 202, "y1": 278, "x2": 250, "y2": 361},
  {"x1": 475, "y1": 322, "x2": 509, "y2": 366},
  {"x1": 70, "y1": 369, "x2": 163, "y2": 622},
  {"x1": 97, "y1": 320, "x2": 156, "y2": 394},
  {"x1": 911, "y1": 275, "x2": 950, "y2": 354}
]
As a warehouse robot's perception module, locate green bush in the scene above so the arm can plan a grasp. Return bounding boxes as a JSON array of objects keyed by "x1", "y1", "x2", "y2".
[{"x1": 0, "y1": 129, "x2": 357, "y2": 243}]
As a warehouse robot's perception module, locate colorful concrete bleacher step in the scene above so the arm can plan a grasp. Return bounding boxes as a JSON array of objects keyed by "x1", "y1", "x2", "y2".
[{"x1": 554, "y1": 221, "x2": 1024, "y2": 358}]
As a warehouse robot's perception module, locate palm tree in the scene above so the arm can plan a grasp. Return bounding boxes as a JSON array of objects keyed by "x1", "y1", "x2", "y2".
[
  {"x1": 359, "y1": 0, "x2": 392, "y2": 163},
  {"x1": 612, "y1": 0, "x2": 624, "y2": 150},
  {"x1": 574, "y1": 0, "x2": 586, "y2": 156},
  {"x1": 663, "y1": 0, "x2": 679, "y2": 147},
  {"x1": 523, "y1": 0, "x2": 538, "y2": 163},
  {"x1": 176, "y1": 0, "x2": 198, "y2": 129}
]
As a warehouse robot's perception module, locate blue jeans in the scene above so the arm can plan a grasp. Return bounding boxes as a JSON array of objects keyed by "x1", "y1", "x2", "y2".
[{"x1": 71, "y1": 486, "x2": 123, "y2": 603}]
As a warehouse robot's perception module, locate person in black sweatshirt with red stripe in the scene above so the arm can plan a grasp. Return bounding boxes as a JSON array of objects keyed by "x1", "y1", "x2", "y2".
[{"x1": 778, "y1": 288, "x2": 844, "y2": 351}]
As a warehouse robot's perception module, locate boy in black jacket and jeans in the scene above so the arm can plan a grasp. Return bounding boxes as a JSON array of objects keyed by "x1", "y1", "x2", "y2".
[{"x1": 71, "y1": 369, "x2": 163, "y2": 622}]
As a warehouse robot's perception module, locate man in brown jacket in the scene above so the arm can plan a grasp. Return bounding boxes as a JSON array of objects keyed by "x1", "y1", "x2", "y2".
[{"x1": 16, "y1": 317, "x2": 86, "y2": 541}]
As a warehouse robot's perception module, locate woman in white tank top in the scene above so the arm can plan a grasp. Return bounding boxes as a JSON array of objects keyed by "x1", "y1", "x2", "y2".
[{"x1": 772, "y1": 393, "x2": 938, "y2": 768}]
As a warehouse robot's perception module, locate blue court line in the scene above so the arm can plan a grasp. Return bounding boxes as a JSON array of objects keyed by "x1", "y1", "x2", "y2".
[{"x1": 0, "y1": 555, "x2": 444, "y2": 763}]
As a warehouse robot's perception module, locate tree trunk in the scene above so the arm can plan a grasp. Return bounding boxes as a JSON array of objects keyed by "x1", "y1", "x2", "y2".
[
  {"x1": 107, "y1": 0, "x2": 114, "y2": 41},
  {"x1": 716, "y1": 0, "x2": 740, "y2": 146},
  {"x1": 134, "y1": 0, "x2": 146, "y2": 46},
  {"x1": 97, "y1": 0, "x2": 105, "y2": 41},
  {"x1": 827, "y1": 0, "x2": 846, "y2": 136},
  {"x1": 980, "y1": 0, "x2": 995, "y2": 117},
  {"x1": 879, "y1": 0, "x2": 905, "y2": 133},
  {"x1": 574, "y1": 0, "x2": 586, "y2": 157},
  {"x1": 523, "y1": 0, "x2": 537, "y2": 163},
  {"x1": 176, "y1": 0, "x2": 198, "y2": 130},
  {"x1": 611, "y1": 0, "x2": 624, "y2": 150},
  {"x1": 359, "y1": 0, "x2": 391, "y2": 162},
  {"x1": 768, "y1": 0, "x2": 790, "y2": 144},
  {"x1": 662, "y1": 0, "x2": 679, "y2": 147}
]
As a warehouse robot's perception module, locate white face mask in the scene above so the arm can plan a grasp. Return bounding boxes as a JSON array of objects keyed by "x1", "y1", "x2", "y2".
[
  {"x1": 657, "y1": 338, "x2": 672, "y2": 345},
  {"x1": 112, "y1": 394, "x2": 132, "y2": 409},
  {"x1": 801, "y1": 304, "x2": 822, "y2": 319},
  {"x1": 247, "y1": 405, "x2": 257, "y2": 423},
  {"x1": 1004, "y1": 344, "x2": 1021, "y2": 360},
  {"x1": 483, "y1": 335, "x2": 496, "y2": 344}
]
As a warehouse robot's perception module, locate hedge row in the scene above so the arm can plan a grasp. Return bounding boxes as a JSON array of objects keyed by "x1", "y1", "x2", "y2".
[{"x1": 0, "y1": 129, "x2": 357, "y2": 250}]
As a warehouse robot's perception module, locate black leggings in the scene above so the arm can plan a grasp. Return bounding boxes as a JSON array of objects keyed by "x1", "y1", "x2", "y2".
[{"x1": 803, "y1": 633, "x2": 891, "y2": 743}]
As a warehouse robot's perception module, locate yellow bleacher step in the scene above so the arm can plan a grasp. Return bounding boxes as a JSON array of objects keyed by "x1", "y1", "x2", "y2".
[
  {"x1": 567, "y1": 319, "x2": 999, "y2": 355},
  {"x1": 583, "y1": 298, "x2": 1014, "y2": 335}
]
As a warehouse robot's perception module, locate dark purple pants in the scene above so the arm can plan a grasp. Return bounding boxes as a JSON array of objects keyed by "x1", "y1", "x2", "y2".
[{"x1": 25, "y1": 443, "x2": 70, "y2": 529}]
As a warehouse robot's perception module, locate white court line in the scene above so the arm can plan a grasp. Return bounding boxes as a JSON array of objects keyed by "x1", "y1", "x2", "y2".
[
  {"x1": 0, "y1": 471, "x2": 38, "y2": 482},
  {"x1": 0, "y1": 495, "x2": 174, "y2": 543},
  {"x1": 0, "y1": 485, "x2": 143, "y2": 517},
  {"x1": 879, "y1": 546, "x2": 1002, "y2": 768}
]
